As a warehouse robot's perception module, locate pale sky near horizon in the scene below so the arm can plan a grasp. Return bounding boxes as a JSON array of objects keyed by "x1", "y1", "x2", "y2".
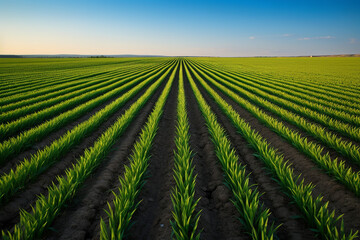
[{"x1": 1, "y1": 0, "x2": 359, "y2": 56}]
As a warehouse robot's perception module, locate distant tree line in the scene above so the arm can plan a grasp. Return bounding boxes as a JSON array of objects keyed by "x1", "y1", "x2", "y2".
[
  {"x1": 89, "y1": 55, "x2": 113, "y2": 58},
  {"x1": 0, "y1": 55, "x2": 23, "y2": 58}
]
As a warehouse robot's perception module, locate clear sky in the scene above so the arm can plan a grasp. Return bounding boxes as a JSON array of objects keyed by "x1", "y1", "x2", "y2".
[{"x1": 1, "y1": 0, "x2": 359, "y2": 56}]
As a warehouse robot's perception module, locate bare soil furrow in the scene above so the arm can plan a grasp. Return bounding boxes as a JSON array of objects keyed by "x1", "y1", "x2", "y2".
[
  {"x1": 1, "y1": 58, "x2": 359, "y2": 240},
  {"x1": 199, "y1": 75, "x2": 360, "y2": 234},
  {"x1": 188, "y1": 70, "x2": 317, "y2": 240},
  {"x1": 41, "y1": 77, "x2": 168, "y2": 240},
  {"x1": 0, "y1": 77, "x2": 165, "y2": 233},
  {"x1": 0, "y1": 76, "x2": 158, "y2": 175},
  {"x1": 185, "y1": 71, "x2": 251, "y2": 240},
  {"x1": 214, "y1": 77, "x2": 360, "y2": 172},
  {"x1": 126, "y1": 69, "x2": 179, "y2": 240}
]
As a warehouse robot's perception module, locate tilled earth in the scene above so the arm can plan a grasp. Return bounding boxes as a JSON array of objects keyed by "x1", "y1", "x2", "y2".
[{"x1": 1, "y1": 60, "x2": 360, "y2": 240}]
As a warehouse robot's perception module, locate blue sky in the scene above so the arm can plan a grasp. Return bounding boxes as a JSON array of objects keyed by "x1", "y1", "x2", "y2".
[{"x1": 0, "y1": 0, "x2": 359, "y2": 56}]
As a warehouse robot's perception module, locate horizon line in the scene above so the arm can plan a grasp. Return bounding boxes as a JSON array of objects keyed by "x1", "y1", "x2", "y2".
[{"x1": 1, "y1": 53, "x2": 360, "y2": 58}]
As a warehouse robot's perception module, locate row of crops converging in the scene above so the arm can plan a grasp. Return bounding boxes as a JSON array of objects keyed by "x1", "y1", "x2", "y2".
[{"x1": 0, "y1": 57, "x2": 359, "y2": 239}]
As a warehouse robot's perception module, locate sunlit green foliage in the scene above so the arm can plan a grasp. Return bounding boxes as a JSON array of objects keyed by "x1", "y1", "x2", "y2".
[
  {"x1": 170, "y1": 62, "x2": 201, "y2": 240},
  {"x1": 99, "y1": 61, "x2": 178, "y2": 240},
  {"x1": 187, "y1": 61, "x2": 360, "y2": 196},
  {"x1": 185, "y1": 60, "x2": 358, "y2": 240},
  {"x1": 1, "y1": 61, "x2": 176, "y2": 240},
  {"x1": 185, "y1": 63, "x2": 279, "y2": 240},
  {"x1": 0, "y1": 56, "x2": 359, "y2": 240}
]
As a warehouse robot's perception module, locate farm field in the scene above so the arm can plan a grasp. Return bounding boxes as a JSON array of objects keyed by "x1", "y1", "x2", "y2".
[{"x1": 0, "y1": 57, "x2": 360, "y2": 240}]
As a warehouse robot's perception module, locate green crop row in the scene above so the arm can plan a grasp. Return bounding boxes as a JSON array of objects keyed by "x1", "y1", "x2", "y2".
[
  {"x1": 0, "y1": 69, "x2": 111, "y2": 99},
  {"x1": 243, "y1": 70, "x2": 360, "y2": 102},
  {"x1": 196, "y1": 60, "x2": 360, "y2": 111},
  {"x1": 219, "y1": 71, "x2": 360, "y2": 133},
  {"x1": 0, "y1": 59, "x2": 145, "y2": 105},
  {"x1": 185, "y1": 61, "x2": 358, "y2": 240},
  {"x1": 222, "y1": 67, "x2": 360, "y2": 117},
  {"x1": 1, "y1": 60, "x2": 177, "y2": 240},
  {"x1": 0, "y1": 58, "x2": 153, "y2": 98},
  {"x1": 99, "y1": 61, "x2": 178, "y2": 240},
  {"x1": 0, "y1": 61, "x2": 166, "y2": 123},
  {"x1": 0, "y1": 59, "x2": 123, "y2": 92},
  {"x1": 0, "y1": 61, "x2": 174, "y2": 163},
  {"x1": 237, "y1": 69, "x2": 360, "y2": 111},
  {"x1": 0, "y1": 74, "x2": 95, "y2": 106},
  {"x1": 0, "y1": 60, "x2": 165, "y2": 117},
  {"x1": 189, "y1": 60, "x2": 360, "y2": 167},
  {"x1": 0, "y1": 60, "x2": 151, "y2": 107},
  {"x1": 242, "y1": 66, "x2": 360, "y2": 98},
  {"x1": 0, "y1": 59, "x2": 152, "y2": 94},
  {"x1": 188, "y1": 61, "x2": 360, "y2": 196},
  {"x1": 194, "y1": 62, "x2": 360, "y2": 143},
  {"x1": 0, "y1": 61, "x2": 170, "y2": 136},
  {"x1": 0, "y1": 62, "x2": 176, "y2": 205},
  {"x1": 193, "y1": 61, "x2": 360, "y2": 126},
  {"x1": 185, "y1": 62, "x2": 278, "y2": 239},
  {"x1": 170, "y1": 63, "x2": 201, "y2": 240},
  {"x1": 198, "y1": 59, "x2": 360, "y2": 104},
  {"x1": 0, "y1": 58, "x2": 153, "y2": 82}
]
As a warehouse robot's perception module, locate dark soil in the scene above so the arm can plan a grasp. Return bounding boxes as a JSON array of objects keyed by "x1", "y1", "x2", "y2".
[
  {"x1": 187, "y1": 67, "x2": 317, "y2": 240},
  {"x1": 0, "y1": 71, "x2": 159, "y2": 173},
  {"x1": 236, "y1": 72, "x2": 360, "y2": 148},
  {"x1": 41, "y1": 77, "x2": 169, "y2": 240},
  {"x1": 0, "y1": 74, "x2": 167, "y2": 233},
  {"x1": 1, "y1": 60, "x2": 359, "y2": 240},
  {"x1": 184, "y1": 70, "x2": 251, "y2": 240},
  {"x1": 195, "y1": 69, "x2": 360, "y2": 236},
  {"x1": 126, "y1": 67, "x2": 179, "y2": 240}
]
